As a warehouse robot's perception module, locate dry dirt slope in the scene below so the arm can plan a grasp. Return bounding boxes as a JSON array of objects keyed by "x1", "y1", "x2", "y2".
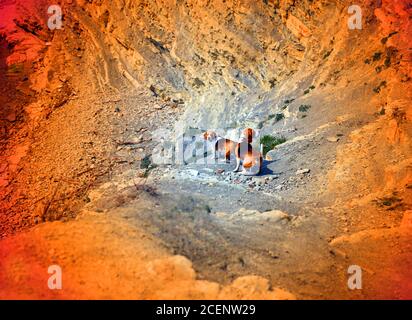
[{"x1": 0, "y1": 0, "x2": 411, "y2": 299}]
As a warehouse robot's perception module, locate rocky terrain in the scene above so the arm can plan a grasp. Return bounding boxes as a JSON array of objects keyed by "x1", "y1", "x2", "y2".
[{"x1": 0, "y1": 0, "x2": 411, "y2": 299}]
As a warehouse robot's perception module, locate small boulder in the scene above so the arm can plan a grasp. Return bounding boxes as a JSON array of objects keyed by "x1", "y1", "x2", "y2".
[
  {"x1": 326, "y1": 136, "x2": 339, "y2": 143},
  {"x1": 186, "y1": 169, "x2": 199, "y2": 177},
  {"x1": 219, "y1": 275, "x2": 296, "y2": 300},
  {"x1": 265, "y1": 150, "x2": 278, "y2": 161},
  {"x1": 260, "y1": 210, "x2": 290, "y2": 222},
  {"x1": 296, "y1": 168, "x2": 310, "y2": 175}
]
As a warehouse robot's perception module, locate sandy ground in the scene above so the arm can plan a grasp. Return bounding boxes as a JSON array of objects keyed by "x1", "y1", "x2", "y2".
[
  {"x1": 0, "y1": 208, "x2": 296, "y2": 300},
  {"x1": 1, "y1": 168, "x2": 410, "y2": 299}
]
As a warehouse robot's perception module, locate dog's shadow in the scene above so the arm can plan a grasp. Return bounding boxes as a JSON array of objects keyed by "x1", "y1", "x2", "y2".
[{"x1": 259, "y1": 160, "x2": 279, "y2": 177}]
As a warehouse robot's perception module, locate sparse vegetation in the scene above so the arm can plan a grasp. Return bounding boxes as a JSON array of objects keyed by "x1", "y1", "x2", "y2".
[
  {"x1": 140, "y1": 156, "x2": 151, "y2": 168},
  {"x1": 368, "y1": 50, "x2": 393, "y2": 73},
  {"x1": 269, "y1": 78, "x2": 277, "y2": 88},
  {"x1": 193, "y1": 78, "x2": 205, "y2": 88},
  {"x1": 372, "y1": 194, "x2": 403, "y2": 210},
  {"x1": 268, "y1": 113, "x2": 285, "y2": 122},
  {"x1": 384, "y1": 57, "x2": 391, "y2": 68},
  {"x1": 303, "y1": 85, "x2": 315, "y2": 95},
  {"x1": 140, "y1": 155, "x2": 157, "y2": 177},
  {"x1": 282, "y1": 98, "x2": 295, "y2": 109},
  {"x1": 372, "y1": 51, "x2": 382, "y2": 61},
  {"x1": 299, "y1": 104, "x2": 311, "y2": 112},
  {"x1": 275, "y1": 113, "x2": 285, "y2": 122},
  {"x1": 260, "y1": 135, "x2": 287, "y2": 156}
]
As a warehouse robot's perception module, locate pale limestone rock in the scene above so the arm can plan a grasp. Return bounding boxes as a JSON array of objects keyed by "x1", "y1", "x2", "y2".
[
  {"x1": 260, "y1": 210, "x2": 290, "y2": 222},
  {"x1": 266, "y1": 149, "x2": 278, "y2": 161},
  {"x1": 296, "y1": 168, "x2": 310, "y2": 175},
  {"x1": 326, "y1": 136, "x2": 340, "y2": 142},
  {"x1": 219, "y1": 276, "x2": 296, "y2": 300},
  {"x1": 286, "y1": 15, "x2": 312, "y2": 39}
]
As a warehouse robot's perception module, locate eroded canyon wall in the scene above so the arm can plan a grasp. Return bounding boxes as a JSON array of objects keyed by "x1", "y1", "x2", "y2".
[{"x1": 0, "y1": 0, "x2": 411, "y2": 232}]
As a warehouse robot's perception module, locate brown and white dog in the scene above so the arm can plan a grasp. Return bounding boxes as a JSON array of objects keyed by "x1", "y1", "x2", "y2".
[
  {"x1": 203, "y1": 128, "x2": 263, "y2": 176},
  {"x1": 203, "y1": 130, "x2": 238, "y2": 163},
  {"x1": 233, "y1": 128, "x2": 263, "y2": 176}
]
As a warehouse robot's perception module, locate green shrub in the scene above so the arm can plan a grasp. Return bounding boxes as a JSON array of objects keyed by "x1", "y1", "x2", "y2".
[
  {"x1": 260, "y1": 135, "x2": 287, "y2": 156},
  {"x1": 140, "y1": 155, "x2": 152, "y2": 169},
  {"x1": 268, "y1": 113, "x2": 285, "y2": 122},
  {"x1": 140, "y1": 155, "x2": 157, "y2": 177},
  {"x1": 275, "y1": 113, "x2": 285, "y2": 122},
  {"x1": 299, "y1": 104, "x2": 311, "y2": 112},
  {"x1": 303, "y1": 85, "x2": 315, "y2": 95}
]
